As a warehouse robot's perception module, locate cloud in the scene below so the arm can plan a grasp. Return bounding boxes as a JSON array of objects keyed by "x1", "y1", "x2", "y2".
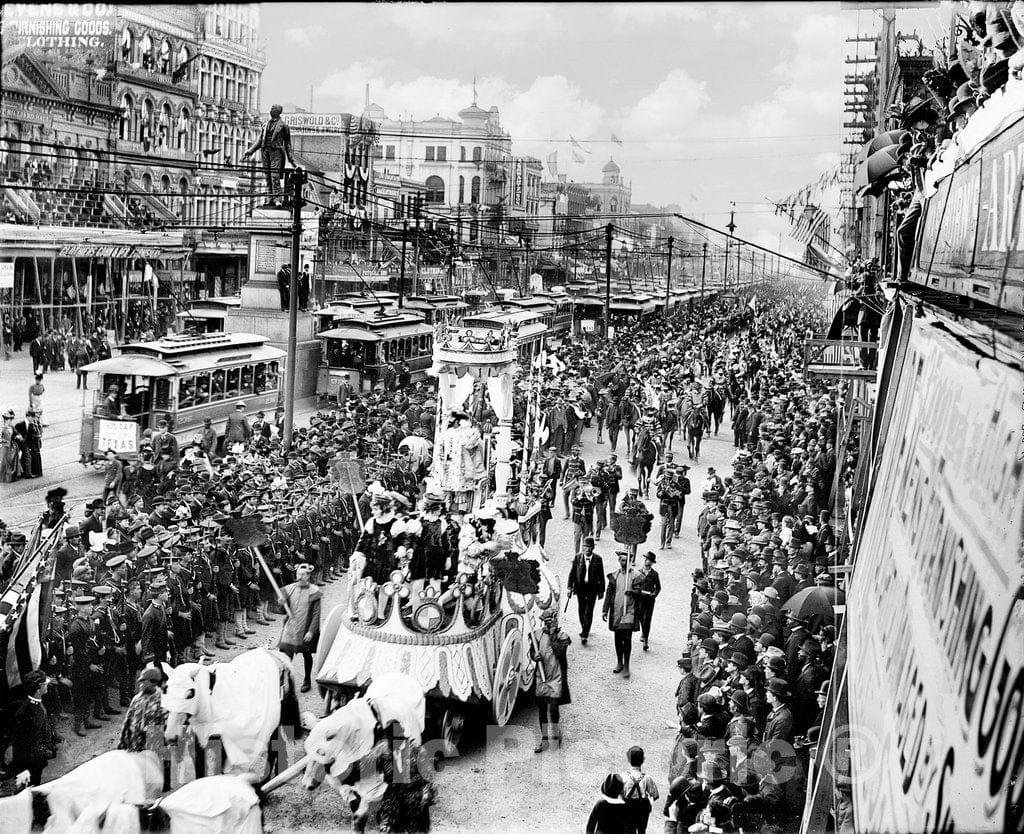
[
  {"x1": 283, "y1": 24, "x2": 325, "y2": 48},
  {"x1": 382, "y1": 4, "x2": 561, "y2": 48},
  {"x1": 619, "y1": 69, "x2": 709, "y2": 140},
  {"x1": 610, "y1": 3, "x2": 706, "y2": 26}
]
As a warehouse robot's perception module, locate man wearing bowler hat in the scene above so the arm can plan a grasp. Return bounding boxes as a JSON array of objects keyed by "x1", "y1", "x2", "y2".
[
  {"x1": 635, "y1": 551, "x2": 661, "y2": 651},
  {"x1": 567, "y1": 536, "x2": 604, "y2": 645},
  {"x1": 764, "y1": 678, "x2": 795, "y2": 744}
]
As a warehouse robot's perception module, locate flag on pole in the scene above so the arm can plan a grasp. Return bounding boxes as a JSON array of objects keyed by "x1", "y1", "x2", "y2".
[
  {"x1": 790, "y1": 205, "x2": 827, "y2": 244},
  {"x1": 572, "y1": 149, "x2": 585, "y2": 164},
  {"x1": 747, "y1": 296, "x2": 759, "y2": 314},
  {"x1": 546, "y1": 151, "x2": 559, "y2": 178},
  {"x1": 569, "y1": 135, "x2": 591, "y2": 154},
  {"x1": 610, "y1": 133, "x2": 622, "y2": 146}
]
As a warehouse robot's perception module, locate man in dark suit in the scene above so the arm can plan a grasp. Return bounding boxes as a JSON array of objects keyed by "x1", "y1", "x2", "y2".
[
  {"x1": 770, "y1": 554, "x2": 796, "y2": 604},
  {"x1": 635, "y1": 551, "x2": 661, "y2": 650},
  {"x1": 336, "y1": 373, "x2": 354, "y2": 408},
  {"x1": 140, "y1": 581, "x2": 171, "y2": 668},
  {"x1": 764, "y1": 678, "x2": 795, "y2": 745},
  {"x1": 242, "y1": 103, "x2": 296, "y2": 205},
  {"x1": 784, "y1": 613, "x2": 813, "y2": 681},
  {"x1": 567, "y1": 537, "x2": 604, "y2": 645}
]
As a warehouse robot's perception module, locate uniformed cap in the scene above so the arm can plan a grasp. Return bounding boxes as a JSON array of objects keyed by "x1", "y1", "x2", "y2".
[
  {"x1": 149, "y1": 578, "x2": 168, "y2": 591},
  {"x1": 138, "y1": 545, "x2": 160, "y2": 559},
  {"x1": 295, "y1": 562, "x2": 315, "y2": 572},
  {"x1": 74, "y1": 595, "x2": 96, "y2": 605},
  {"x1": 105, "y1": 554, "x2": 127, "y2": 568},
  {"x1": 90, "y1": 585, "x2": 113, "y2": 596}
]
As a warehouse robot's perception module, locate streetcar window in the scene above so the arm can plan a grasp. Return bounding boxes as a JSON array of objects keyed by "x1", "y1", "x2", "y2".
[
  {"x1": 240, "y1": 364, "x2": 254, "y2": 395},
  {"x1": 194, "y1": 373, "x2": 210, "y2": 405},
  {"x1": 211, "y1": 369, "x2": 226, "y2": 402},
  {"x1": 254, "y1": 363, "x2": 266, "y2": 394},
  {"x1": 154, "y1": 378, "x2": 173, "y2": 410},
  {"x1": 178, "y1": 376, "x2": 195, "y2": 408},
  {"x1": 226, "y1": 366, "x2": 241, "y2": 397},
  {"x1": 267, "y1": 362, "x2": 280, "y2": 389}
]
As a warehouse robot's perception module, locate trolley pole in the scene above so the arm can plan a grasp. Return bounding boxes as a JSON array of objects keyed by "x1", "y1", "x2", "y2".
[
  {"x1": 700, "y1": 242, "x2": 707, "y2": 301},
  {"x1": 398, "y1": 218, "x2": 407, "y2": 308},
  {"x1": 282, "y1": 166, "x2": 307, "y2": 453},
  {"x1": 603, "y1": 223, "x2": 613, "y2": 338},
  {"x1": 663, "y1": 236, "x2": 673, "y2": 314}
]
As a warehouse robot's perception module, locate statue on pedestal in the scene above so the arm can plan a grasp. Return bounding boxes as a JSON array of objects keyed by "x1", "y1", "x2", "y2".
[{"x1": 242, "y1": 104, "x2": 296, "y2": 207}]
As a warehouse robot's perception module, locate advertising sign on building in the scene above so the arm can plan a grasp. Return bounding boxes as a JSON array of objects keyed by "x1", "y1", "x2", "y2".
[
  {"x1": 96, "y1": 418, "x2": 139, "y2": 455},
  {"x1": 280, "y1": 113, "x2": 348, "y2": 134},
  {"x1": 0, "y1": 262, "x2": 14, "y2": 290},
  {"x1": 3, "y1": 3, "x2": 115, "y2": 62},
  {"x1": 511, "y1": 160, "x2": 525, "y2": 207},
  {"x1": 846, "y1": 314, "x2": 1024, "y2": 834}
]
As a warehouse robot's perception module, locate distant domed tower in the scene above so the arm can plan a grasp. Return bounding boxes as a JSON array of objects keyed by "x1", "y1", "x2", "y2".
[{"x1": 602, "y1": 157, "x2": 620, "y2": 185}]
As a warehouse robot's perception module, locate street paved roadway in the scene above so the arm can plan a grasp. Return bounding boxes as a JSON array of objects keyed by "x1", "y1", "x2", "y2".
[{"x1": 2, "y1": 350, "x2": 740, "y2": 832}]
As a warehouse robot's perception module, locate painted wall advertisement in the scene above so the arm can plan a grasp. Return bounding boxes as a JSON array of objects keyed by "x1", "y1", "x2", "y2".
[
  {"x1": 847, "y1": 314, "x2": 1024, "y2": 833},
  {"x1": 3, "y1": 4, "x2": 115, "y2": 62}
]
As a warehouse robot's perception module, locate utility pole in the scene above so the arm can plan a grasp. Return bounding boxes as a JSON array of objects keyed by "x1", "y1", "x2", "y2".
[
  {"x1": 700, "y1": 242, "x2": 707, "y2": 301},
  {"x1": 603, "y1": 223, "x2": 613, "y2": 338},
  {"x1": 663, "y1": 236, "x2": 674, "y2": 314},
  {"x1": 282, "y1": 165, "x2": 307, "y2": 453},
  {"x1": 725, "y1": 203, "x2": 736, "y2": 291},
  {"x1": 398, "y1": 217, "x2": 407, "y2": 308}
]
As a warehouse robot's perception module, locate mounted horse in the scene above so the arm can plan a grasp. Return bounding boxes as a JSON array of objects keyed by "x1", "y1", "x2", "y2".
[
  {"x1": 621, "y1": 397, "x2": 642, "y2": 455},
  {"x1": 685, "y1": 410, "x2": 706, "y2": 463},
  {"x1": 630, "y1": 424, "x2": 662, "y2": 498},
  {"x1": 707, "y1": 385, "x2": 726, "y2": 436},
  {"x1": 162, "y1": 647, "x2": 301, "y2": 780}
]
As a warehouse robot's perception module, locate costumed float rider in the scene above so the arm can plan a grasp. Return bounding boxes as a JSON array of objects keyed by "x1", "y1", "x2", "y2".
[
  {"x1": 348, "y1": 488, "x2": 409, "y2": 621},
  {"x1": 403, "y1": 487, "x2": 459, "y2": 594},
  {"x1": 438, "y1": 409, "x2": 486, "y2": 521}
]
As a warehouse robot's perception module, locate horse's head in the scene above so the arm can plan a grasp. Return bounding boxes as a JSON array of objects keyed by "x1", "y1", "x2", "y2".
[
  {"x1": 162, "y1": 663, "x2": 202, "y2": 746},
  {"x1": 302, "y1": 756, "x2": 326, "y2": 792}
]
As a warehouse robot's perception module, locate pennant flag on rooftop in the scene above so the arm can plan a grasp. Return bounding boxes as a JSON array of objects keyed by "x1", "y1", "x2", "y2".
[
  {"x1": 572, "y1": 149, "x2": 585, "y2": 164},
  {"x1": 569, "y1": 135, "x2": 591, "y2": 154},
  {"x1": 610, "y1": 133, "x2": 622, "y2": 146}
]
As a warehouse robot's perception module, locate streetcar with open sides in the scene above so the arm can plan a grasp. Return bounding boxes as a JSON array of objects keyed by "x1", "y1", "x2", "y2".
[
  {"x1": 78, "y1": 332, "x2": 284, "y2": 463},
  {"x1": 316, "y1": 310, "x2": 435, "y2": 397}
]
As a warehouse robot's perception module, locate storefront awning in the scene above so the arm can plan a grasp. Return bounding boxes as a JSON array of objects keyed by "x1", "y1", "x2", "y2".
[{"x1": 80, "y1": 356, "x2": 177, "y2": 377}]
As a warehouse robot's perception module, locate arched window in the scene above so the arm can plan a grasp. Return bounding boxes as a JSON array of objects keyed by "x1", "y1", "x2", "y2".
[
  {"x1": 249, "y1": 72, "x2": 259, "y2": 109},
  {"x1": 177, "y1": 44, "x2": 189, "y2": 69},
  {"x1": 470, "y1": 175, "x2": 481, "y2": 203},
  {"x1": 424, "y1": 176, "x2": 445, "y2": 204},
  {"x1": 458, "y1": 176, "x2": 465, "y2": 203},
  {"x1": 142, "y1": 172, "x2": 153, "y2": 192},
  {"x1": 231, "y1": 126, "x2": 241, "y2": 164},
  {"x1": 139, "y1": 33, "x2": 153, "y2": 70},
  {"x1": 472, "y1": 146, "x2": 482, "y2": 162},
  {"x1": 225, "y1": 66, "x2": 235, "y2": 103},
  {"x1": 160, "y1": 174, "x2": 171, "y2": 195},
  {"x1": 176, "y1": 106, "x2": 190, "y2": 150},
  {"x1": 610, "y1": 197, "x2": 617, "y2": 212},
  {"x1": 141, "y1": 98, "x2": 154, "y2": 145},
  {"x1": 199, "y1": 58, "x2": 209, "y2": 98},
  {"x1": 211, "y1": 61, "x2": 222, "y2": 98},
  {"x1": 158, "y1": 102, "x2": 172, "y2": 148},
  {"x1": 119, "y1": 92, "x2": 134, "y2": 141},
  {"x1": 159, "y1": 39, "x2": 172, "y2": 74},
  {"x1": 178, "y1": 177, "x2": 189, "y2": 219},
  {"x1": 120, "y1": 26, "x2": 134, "y2": 63}
]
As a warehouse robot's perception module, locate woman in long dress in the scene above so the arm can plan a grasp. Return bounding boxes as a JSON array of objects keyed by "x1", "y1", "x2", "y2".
[{"x1": 0, "y1": 410, "x2": 17, "y2": 482}]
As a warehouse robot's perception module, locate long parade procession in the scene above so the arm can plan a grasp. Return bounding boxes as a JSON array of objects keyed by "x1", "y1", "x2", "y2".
[{"x1": 1, "y1": 4, "x2": 1023, "y2": 834}]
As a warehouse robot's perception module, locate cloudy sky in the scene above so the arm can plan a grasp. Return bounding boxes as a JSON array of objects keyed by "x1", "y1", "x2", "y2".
[{"x1": 260, "y1": 2, "x2": 950, "y2": 256}]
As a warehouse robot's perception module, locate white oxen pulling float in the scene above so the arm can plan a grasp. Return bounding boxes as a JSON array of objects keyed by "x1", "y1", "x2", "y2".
[{"x1": 161, "y1": 647, "x2": 300, "y2": 778}]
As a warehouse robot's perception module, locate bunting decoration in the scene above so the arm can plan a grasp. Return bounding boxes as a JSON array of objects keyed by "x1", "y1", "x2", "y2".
[
  {"x1": 569, "y1": 135, "x2": 591, "y2": 154},
  {"x1": 572, "y1": 149, "x2": 585, "y2": 164}
]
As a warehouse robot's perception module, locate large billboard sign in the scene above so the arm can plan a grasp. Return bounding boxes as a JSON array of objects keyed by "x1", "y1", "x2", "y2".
[
  {"x1": 847, "y1": 314, "x2": 1024, "y2": 833},
  {"x1": 3, "y1": 4, "x2": 115, "y2": 62}
]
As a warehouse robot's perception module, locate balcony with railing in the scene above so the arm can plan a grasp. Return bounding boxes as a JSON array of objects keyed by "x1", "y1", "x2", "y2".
[{"x1": 802, "y1": 335, "x2": 878, "y2": 380}]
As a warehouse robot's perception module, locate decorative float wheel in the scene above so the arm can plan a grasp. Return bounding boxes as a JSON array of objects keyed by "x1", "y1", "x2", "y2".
[{"x1": 492, "y1": 628, "x2": 523, "y2": 726}]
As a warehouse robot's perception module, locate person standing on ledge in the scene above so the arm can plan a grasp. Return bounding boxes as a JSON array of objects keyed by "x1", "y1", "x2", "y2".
[{"x1": 242, "y1": 103, "x2": 296, "y2": 207}]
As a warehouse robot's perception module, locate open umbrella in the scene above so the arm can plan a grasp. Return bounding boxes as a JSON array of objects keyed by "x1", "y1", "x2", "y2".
[{"x1": 780, "y1": 586, "x2": 845, "y2": 632}]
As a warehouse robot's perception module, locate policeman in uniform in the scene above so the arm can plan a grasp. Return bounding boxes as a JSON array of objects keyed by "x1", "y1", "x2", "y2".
[
  {"x1": 91, "y1": 584, "x2": 124, "y2": 715},
  {"x1": 68, "y1": 594, "x2": 104, "y2": 736}
]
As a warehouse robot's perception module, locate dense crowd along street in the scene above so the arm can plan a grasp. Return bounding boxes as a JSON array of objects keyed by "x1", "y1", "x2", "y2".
[{"x1": 3, "y1": 3, "x2": 1024, "y2": 834}]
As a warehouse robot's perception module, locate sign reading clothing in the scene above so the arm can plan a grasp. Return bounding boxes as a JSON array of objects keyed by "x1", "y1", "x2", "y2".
[
  {"x1": 847, "y1": 315, "x2": 1024, "y2": 834},
  {"x1": 96, "y1": 418, "x2": 138, "y2": 455},
  {"x1": 3, "y1": 3, "x2": 114, "y2": 60}
]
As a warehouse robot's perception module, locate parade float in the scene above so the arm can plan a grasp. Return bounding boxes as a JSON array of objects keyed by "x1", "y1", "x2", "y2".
[{"x1": 313, "y1": 318, "x2": 559, "y2": 749}]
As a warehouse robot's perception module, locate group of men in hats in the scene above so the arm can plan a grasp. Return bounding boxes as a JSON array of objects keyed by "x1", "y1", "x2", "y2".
[{"x1": 663, "y1": 295, "x2": 840, "y2": 832}]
